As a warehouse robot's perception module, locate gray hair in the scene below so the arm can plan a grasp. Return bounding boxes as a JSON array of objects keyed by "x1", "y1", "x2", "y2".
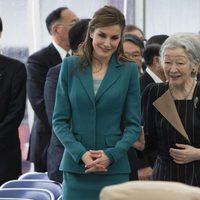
[{"x1": 160, "y1": 33, "x2": 200, "y2": 76}]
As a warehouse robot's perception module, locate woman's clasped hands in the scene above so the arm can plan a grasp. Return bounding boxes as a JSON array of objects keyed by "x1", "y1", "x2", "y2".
[{"x1": 81, "y1": 150, "x2": 111, "y2": 173}]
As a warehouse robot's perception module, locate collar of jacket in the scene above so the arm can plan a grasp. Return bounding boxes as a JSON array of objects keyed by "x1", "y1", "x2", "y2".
[{"x1": 77, "y1": 54, "x2": 123, "y2": 104}]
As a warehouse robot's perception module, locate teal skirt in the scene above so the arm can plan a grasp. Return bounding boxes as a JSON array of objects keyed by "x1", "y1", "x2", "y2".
[{"x1": 62, "y1": 172, "x2": 129, "y2": 200}]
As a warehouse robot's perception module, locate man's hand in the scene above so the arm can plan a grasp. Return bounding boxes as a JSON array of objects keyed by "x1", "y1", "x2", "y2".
[
  {"x1": 133, "y1": 126, "x2": 145, "y2": 151},
  {"x1": 138, "y1": 166, "x2": 153, "y2": 180}
]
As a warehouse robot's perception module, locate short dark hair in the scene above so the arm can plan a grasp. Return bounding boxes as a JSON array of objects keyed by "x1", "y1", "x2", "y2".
[
  {"x1": 143, "y1": 44, "x2": 161, "y2": 66},
  {"x1": 69, "y1": 19, "x2": 90, "y2": 53},
  {"x1": 123, "y1": 34, "x2": 144, "y2": 49},
  {"x1": 45, "y1": 7, "x2": 68, "y2": 34},
  {"x1": 124, "y1": 25, "x2": 144, "y2": 38},
  {"x1": 0, "y1": 17, "x2": 3, "y2": 32},
  {"x1": 146, "y1": 34, "x2": 169, "y2": 46}
]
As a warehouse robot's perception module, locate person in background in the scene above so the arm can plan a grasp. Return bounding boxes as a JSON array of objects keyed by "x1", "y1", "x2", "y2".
[
  {"x1": 146, "y1": 34, "x2": 169, "y2": 46},
  {"x1": 0, "y1": 17, "x2": 27, "y2": 185},
  {"x1": 137, "y1": 35, "x2": 169, "y2": 180},
  {"x1": 123, "y1": 34, "x2": 145, "y2": 75},
  {"x1": 53, "y1": 6, "x2": 143, "y2": 200},
  {"x1": 68, "y1": 18, "x2": 91, "y2": 54},
  {"x1": 140, "y1": 44, "x2": 166, "y2": 93},
  {"x1": 124, "y1": 24, "x2": 145, "y2": 41},
  {"x1": 137, "y1": 44, "x2": 166, "y2": 180},
  {"x1": 26, "y1": 7, "x2": 78, "y2": 172},
  {"x1": 44, "y1": 18, "x2": 90, "y2": 183},
  {"x1": 122, "y1": 34, "x2": 144, "y2": 180},
  {"x1": 142, "y1": 33, "x2": 200, "y2": 186}
]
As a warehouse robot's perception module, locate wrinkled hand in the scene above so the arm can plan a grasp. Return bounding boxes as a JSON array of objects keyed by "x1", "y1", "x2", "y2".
[
  {"x1": 138, "y1": 166, "x2": 153, "y2": 180},
  {"x1": 169, "y1": 143, "x2": 200, "y2": 164},
  {"x1": 84, "y1": 150, "x2": 111, "y2": 173},
  {"x1": 133, "y1": 126, "x2": 145, "y2": 151}
]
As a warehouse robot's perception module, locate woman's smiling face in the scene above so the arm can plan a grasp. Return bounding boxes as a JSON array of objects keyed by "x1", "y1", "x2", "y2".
[
  {"x1": 163, "y1": 47, "x2": 193, "y2": 87},
  {"x1": 90, "y1": 24, "x2": 122, "y2": 61}
]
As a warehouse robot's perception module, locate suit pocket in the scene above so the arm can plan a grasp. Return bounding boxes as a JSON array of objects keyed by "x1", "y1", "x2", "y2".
[{"x1": 105, "y1": 135, "x2": 122, "y2": 147}]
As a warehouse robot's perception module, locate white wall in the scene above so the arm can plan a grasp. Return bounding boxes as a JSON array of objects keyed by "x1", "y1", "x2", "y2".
[{"x1": 145, "y1": 0, "x2": 200, "y2": 39}]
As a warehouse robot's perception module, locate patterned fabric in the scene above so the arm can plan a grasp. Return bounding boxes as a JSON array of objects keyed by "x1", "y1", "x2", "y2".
[{"x1": 142, "y1": 82, "x2": 200, "y2": 186}]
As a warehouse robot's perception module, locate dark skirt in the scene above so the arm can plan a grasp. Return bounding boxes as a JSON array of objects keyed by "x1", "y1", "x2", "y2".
[{"x1": 62, "y1": 172, "x2": 129, "y2": 200}]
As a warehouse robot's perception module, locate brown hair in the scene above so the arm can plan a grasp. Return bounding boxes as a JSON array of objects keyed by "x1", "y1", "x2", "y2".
[{"x1": 78, "y1": 5, "x2": 126, "y2": 67}]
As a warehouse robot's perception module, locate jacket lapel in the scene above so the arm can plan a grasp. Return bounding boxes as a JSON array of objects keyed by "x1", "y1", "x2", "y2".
[
  {"x1": 77, "y1": 66, "x2": 95, "y2": 105},
  {"x1": 95, "y1": 55, "x2": 121, "y2": 103},
  {"x1": 153, "y1": 89, "x2": 191, "y2": 143}
]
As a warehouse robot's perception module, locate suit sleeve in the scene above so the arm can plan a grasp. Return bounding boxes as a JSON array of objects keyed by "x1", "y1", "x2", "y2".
[
  {"x1": 105, "y1": 63, "x2": 141, "y2": 163},
  {"x1": 53, "y1": 59, "x2": 87, "y2": 163},
  {"x1": 0, "y1": 63, "x2": 27, "y2": 136},
  {"x1": 44, "y1": 66, "x2": 60, "y2": 126},
  {"x1": 142, "y1": 84, "x2": 158, "y2": 154},
  {"x1": 26, "y1": 56, "x2": 50, "y2": 126}
]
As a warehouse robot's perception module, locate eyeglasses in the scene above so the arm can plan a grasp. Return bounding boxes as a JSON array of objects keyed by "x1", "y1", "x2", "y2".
[{"x1": 125, "y1": 51, "x2": 142, "y2": 59}]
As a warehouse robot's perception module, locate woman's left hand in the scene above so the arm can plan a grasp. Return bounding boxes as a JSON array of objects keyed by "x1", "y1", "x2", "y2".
[
  {"x1": 169, "y1": 143, "x2": 200, "y2": 164},
  {"x1": 85, "y1": 150, "x2": 111, "y2": 173}
]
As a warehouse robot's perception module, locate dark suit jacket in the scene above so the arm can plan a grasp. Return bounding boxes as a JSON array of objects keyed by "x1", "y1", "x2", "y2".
[
  {"x1": 138, "y1": 70, "x2": 157, "y2": 169},
  {"x1": 0, "y1": 54, "x2": 26, "y2": 184},
  {"x1": 44, "y1": 64, "x2": 63, "y2": 183},
  {"x1": 53, "y1": 55, "x2": 141, "y2": 174},
  {"x1": 140, "y1": 71, "x2": 154, "y2": 93},
  {"x1": 26, "y1": 43, "x2": 62, "y2": 171}
]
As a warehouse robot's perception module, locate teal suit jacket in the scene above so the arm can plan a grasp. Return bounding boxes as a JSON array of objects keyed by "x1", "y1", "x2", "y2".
[{"x1": 53, "y1": 54, "x2": 141, "y2": 174}]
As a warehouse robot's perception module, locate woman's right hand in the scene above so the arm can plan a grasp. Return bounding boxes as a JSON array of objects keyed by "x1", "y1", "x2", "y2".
[{"x1": 81, "y1": 151, "x2": 97, "y2": 166}]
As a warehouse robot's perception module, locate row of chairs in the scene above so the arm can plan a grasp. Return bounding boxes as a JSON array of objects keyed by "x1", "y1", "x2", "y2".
[{"x1": 0, "y1": 172, "x2": 62, "y2": 200}]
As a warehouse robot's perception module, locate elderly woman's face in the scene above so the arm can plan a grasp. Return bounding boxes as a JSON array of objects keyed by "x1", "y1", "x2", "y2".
[{"x1": 163, "y1": 47, "x2": 193, "y2": 86}]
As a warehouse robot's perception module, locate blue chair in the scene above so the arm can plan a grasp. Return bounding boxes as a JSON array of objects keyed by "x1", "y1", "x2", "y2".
[
  {"x1": 0, "y1": 198, "x2": 32, "y2": 200},
  {"x1": 18, "y1": 172, "x2": 49, "y2": 180},
  {"x1": 0, "y1": 188, "x2": 54, "y2": 200},
  {"x1": 1, "y1": 180, "x2": 62, "y2": 200},
  {"x1": 57, "y1": 195, "x2": 62, "y2": 200}
]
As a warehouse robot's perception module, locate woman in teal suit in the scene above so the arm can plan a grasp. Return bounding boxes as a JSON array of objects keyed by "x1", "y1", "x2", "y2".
[{"x1": 53, "y1": 5, "x2": 142, "y2": 200}]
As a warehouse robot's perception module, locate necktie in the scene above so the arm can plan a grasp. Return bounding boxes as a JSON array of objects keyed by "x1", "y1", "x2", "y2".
[{"x1": 66, "y1": 52, "x2": 70, "y2": 57}]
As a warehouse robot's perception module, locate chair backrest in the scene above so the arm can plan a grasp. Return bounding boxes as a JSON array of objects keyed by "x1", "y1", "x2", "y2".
[
  {"x1": 1, "y1": 180, "x2": 62, "y2": 199},
  {"x1": 57, "y1": 195, "x2": 62, "y2": 200},
  {"x1": 99, "y1": 181, "x2": 200, "y2": 200},
  {"x1": 18, "y1": 172, "x2": 49, "y2": 180},
  {"x1": 0, "y1": 198, "x2": 32, "y2": 200},
  {"x1": 0, "y1": 188, "x2": 54, "y2": 200}
]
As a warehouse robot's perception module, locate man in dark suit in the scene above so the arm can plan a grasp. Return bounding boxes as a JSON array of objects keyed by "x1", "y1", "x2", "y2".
[
  {"x1": 44, "y1": 19, "x2": 90, "y2": 182},
  {"x1": 123, "y1": 34, "x2": 145, "y2": 75},
  {"x1": 140, "y1": 44, "x2": 166, "y2": 93},
  {"x1": 27, "y1": 7, "x2": 78, "y2": 171},
  {"x1": 138, "y1": 43, "x2": 166, "y2": 180},
  {"x1": 0, "y1": 17, "x2": 27, "y2": 185}
]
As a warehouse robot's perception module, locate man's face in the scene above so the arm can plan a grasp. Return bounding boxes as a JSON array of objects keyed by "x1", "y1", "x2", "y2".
[
  {"x1": 55, "y1": 9, "x2": 78, "y2": 50},
  {"x1": 123, "y1": 40, "x2": 143, "y2": 70}
]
